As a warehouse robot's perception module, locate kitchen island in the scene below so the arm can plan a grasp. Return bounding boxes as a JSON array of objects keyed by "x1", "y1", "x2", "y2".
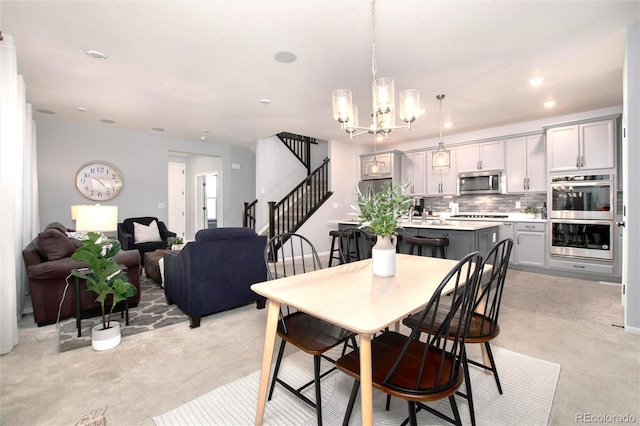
[{"x1": 334, "y1": 219, "x2": 500, "y2": 260}]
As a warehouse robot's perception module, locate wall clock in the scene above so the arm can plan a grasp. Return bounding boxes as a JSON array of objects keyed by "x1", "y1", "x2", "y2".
[{"x1": 75, "y1": 161, "x2": 124, "y2": 201}]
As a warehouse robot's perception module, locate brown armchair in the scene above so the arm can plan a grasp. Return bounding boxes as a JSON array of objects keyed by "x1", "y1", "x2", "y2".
[
  {"x1": 22, "y1": 222, "x2": 142, "y2": 326},
  {"x1": 117, "y1": 217, "x2": 176, "y2": 265}
]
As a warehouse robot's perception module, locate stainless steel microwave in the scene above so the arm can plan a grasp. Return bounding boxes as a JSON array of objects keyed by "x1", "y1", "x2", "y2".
[{"x1": 458, "y1": 170, "x2": 503, "y2": 195}]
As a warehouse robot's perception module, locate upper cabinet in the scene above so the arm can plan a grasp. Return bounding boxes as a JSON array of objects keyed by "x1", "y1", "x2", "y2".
[
  {"x1": 546, "y1": 118, "x2": 616, "y2": 172},
  {"x1": 505, "y1": 133, "x2": 546, "y2": 193},
  {"x1": 401, "y1": 151, "x2": 426, "y2": 196},
  {"x1": 456, "y1": 140, "x2": 504, "y2": 173},
  {"x1": 427, "y1": 148, "x2": 457, "y2": 196},
  {"x1": 360, "y1": 150, "x2": 402, "y2": 182}
]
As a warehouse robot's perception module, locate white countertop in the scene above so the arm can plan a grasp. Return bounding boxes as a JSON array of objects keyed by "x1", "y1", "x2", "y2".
[{"x1": 333, "y1": 219, "x2": 502, "y2": 231}]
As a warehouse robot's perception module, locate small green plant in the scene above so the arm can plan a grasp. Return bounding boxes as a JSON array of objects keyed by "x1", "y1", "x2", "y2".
[
  {"x1": 352, "y1": 181, "x2": 411, "y2": 236},
  {"x1": 167, "y1": 236, "x2": 184, "y2": 246},
  {"x1": 525, "y1": 205, "x2": 539, "y2": 214},
  {"x1": 70, "y1": 232, "x2": 137, "y2": 330}
]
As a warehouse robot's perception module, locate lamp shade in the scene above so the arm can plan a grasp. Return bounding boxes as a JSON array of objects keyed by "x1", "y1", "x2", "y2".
[
  {"x1": 75, "y1": 205, "x2": 118, "y2": 232},
  {"x1": 432, "y1": 149, "x2": 451, "y2": 169},
  {"x1": 332, "y1": 89, "x2": 353, "y2": 123}
]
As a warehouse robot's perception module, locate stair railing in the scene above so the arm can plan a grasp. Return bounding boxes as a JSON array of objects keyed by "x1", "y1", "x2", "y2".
[
  {"x1": 268, "y1": 157, "x2": 331, "y2": 242},
  {"x1": 243, "y1": 199, "x2": 258, "y2": 230},
  {"x1": 276, "y1": 132, "x2": 317, "y2": 176}
]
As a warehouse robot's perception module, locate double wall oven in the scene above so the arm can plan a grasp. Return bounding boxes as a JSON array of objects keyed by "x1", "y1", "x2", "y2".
[{"x1": 549, "y1": 174, "x2": 614, "y2": 261}]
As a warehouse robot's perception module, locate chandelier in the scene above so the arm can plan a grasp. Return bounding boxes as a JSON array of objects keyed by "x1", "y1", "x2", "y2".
[
  {"x1": 432, "y1": 94, "x2": 451, "y2": 169},
  {"x1": 331, "y1": 0, "x2": 420, "y2": 140}
]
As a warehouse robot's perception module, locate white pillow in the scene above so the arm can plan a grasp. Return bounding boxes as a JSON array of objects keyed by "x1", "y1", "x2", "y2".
[{"x1": 133, "y1": 220, "x2": 162, "y2": 244}]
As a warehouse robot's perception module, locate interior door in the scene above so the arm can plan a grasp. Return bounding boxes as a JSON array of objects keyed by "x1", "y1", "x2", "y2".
[{"x1": 168, "y1": 162, "x2": 185, "y2": 239}]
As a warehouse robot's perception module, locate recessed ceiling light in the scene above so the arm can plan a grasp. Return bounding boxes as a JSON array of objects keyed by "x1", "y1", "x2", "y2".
[
  {"x1": 36, "y1": 109, "x2": 55, "y2": 115},
  {"x1": 86, "y1": 49, "x2": 108, "y2": 60},
  {"x1": 274, "y1": 51, "x2": 297, "y2": 64},
  {"x1": 529, "y1": 77, "x2": 544, "y2": 86},
  {"x1": 100, "y1": 119, "x2": 116, "y2": 124},
  {"x1": 200, "y1": 136, "x2": 206, "y2": 141},
  {"x1": 259, "y1": 99, "x2": 272, "y2": 105},
  {"x1": 544, "y1": 100, "x2": 556, "y2": 108},
  {"x1": 76, "y1": 107, "x2": 88, "y2": 112},
  {"x1": 444, "y1": 122, "x2": 453, "y2": 128},
  {"x1": 152, "y1": 127, "x2": 165, "y2": 132}
]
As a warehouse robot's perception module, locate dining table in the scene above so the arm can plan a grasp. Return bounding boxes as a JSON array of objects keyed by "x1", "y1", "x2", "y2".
[{"x1": 251, "y1": 253, "x2": 486, "y2": 425}]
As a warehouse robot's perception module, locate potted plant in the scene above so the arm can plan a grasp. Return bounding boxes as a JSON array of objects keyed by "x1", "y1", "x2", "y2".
[
  {"x1": 353, "y1": 180, "x2": 411, "y2": 277},
  {"x1": 167, "y1": 235, "x2": 184, "y2": 250},
  {"x1": 70, "y1": 232, "x2": 138, "y2": 351},
  {"x1": 524, "y1": 205, "x2": 539, "y2": 219}
]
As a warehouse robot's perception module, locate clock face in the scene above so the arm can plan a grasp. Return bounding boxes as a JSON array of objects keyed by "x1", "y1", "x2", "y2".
[{"x1": 75, "y1": 162, "x2": 124, "y2": 201}]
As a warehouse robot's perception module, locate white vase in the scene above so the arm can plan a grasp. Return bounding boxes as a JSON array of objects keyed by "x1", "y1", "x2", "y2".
[
  {"x1": 91, "y1": 321, "x2": 121, "y2": 351},
  {"x1": 372, "y1": 235, "x2": 397, "y2": 277}
]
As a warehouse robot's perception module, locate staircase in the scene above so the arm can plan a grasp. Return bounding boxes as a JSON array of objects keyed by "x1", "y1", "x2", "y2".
[{"x1": 243, "y1": 133, "x2": 332, "y2": 243}]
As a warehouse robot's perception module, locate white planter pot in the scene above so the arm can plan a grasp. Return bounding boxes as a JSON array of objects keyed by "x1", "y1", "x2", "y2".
[
  {"x1": 372, "y1": 235, "x2": 397, "y2": 277},
  {"x1": 91, "y1": 321, "x2": 121, "y2": 351},
  {"x1": 525, "y1": 213, "x2": 537, "y2": 219}
]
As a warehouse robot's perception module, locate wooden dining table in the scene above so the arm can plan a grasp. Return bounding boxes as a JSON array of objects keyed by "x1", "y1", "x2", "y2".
[{"x1": 251, "y1": 253, "x2": 482, "y2": 425}]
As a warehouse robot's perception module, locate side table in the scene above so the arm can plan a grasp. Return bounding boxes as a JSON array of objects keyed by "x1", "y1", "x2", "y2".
[{"x1": 74, "y1": 266, "x2": 130, "y2": 337}]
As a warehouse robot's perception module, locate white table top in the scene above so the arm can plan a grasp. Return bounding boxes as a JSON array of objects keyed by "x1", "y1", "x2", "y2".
[{"x1": 251, "y1": 254, "x2": 465, "y2": 335}]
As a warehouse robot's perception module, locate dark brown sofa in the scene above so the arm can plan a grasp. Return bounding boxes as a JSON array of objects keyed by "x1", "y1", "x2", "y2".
[{"x1": 22, "y1": 222, "x2": 142, "y2": 326}]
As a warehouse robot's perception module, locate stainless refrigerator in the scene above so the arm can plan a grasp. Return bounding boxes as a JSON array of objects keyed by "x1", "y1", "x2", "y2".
[{"x1": 357, "y1": 178, "x2": 393, "y2": 197}]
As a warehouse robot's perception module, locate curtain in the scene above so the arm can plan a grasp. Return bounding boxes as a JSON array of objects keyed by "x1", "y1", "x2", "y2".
[{"x1": 1, "y1": 33, "x2": 39, "y2": 354}]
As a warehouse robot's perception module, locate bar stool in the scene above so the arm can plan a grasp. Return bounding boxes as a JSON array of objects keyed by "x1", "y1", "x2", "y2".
[
  {"x1": 405, "y1": 235, "x2": 449, "y2": 259},
  {"x1": 328, "y1": 230, "x2": 342, "y2": 266}
]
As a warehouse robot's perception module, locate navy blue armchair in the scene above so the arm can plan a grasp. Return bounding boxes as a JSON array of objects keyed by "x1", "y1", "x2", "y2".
[{"x1": 163, "y1": 227, "x2": 267, "y2": 328}]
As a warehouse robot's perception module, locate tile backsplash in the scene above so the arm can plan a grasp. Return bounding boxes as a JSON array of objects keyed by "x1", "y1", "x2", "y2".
[{"x1": 420, "y1": 193, "x2": 548, "y2": 213}]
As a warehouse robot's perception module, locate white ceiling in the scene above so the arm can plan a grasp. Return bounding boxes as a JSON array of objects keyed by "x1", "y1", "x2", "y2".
[{"x1": 2, "y1": 1, "x2": 639, "y2": 149}]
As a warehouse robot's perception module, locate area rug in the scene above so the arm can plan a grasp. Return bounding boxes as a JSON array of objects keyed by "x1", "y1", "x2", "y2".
[
  {"x1": 58, "y1": 276, "x2": 188, "y2": 352},
  {"x1": 154, "y1": 344, "x2": 561, "y2": 425}
]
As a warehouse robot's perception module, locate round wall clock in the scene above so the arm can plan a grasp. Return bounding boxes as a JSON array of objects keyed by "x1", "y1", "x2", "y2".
[{"x1": 75, "y1": 161, "x2": 124, "y2": 201}]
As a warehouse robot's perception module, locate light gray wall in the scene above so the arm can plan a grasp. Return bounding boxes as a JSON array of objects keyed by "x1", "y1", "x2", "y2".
[
  {"x1": 623, "y1": 21, "x2": 639, "y2": 332},
  {"x1": 36, "y1": 117, "x2": 256, "y2": 232}
]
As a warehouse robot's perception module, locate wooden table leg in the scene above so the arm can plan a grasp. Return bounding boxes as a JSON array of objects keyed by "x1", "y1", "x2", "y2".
[
  {"x1": 359, "y1": 334, "x2": 374, "y2": 426},
  {"x1": 255, "y1": 299, "x2": 280, "y2": 426}
]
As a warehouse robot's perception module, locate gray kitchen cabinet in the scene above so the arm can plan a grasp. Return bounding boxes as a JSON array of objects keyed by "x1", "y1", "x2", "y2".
[
  {"x1": 505, "y1": 133, "x2": 546, "y2": 193},
  {"x1": 399, "y1": 226, "x2": 499, "y2": 260},
  {"x1": 401, "y1": 151, "x2": 426, "y2": 195},
  {"x1": 456, "y1": 140, "x2": 504, "y2": 173},
  {"x1": 546, "y1": 118, "x2": 616, "y2": 172},
  {"x1": 499, "y1": 222, "x2": 516, "y2": 263},
  {"x1": 514, "y1": 222, "x2": 546, "y2": 267},
  {"x1": 360, "y1": 150, "x2": 402, "y2": 182}
]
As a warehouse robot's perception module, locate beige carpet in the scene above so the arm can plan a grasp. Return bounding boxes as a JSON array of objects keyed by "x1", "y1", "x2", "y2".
[{"x1": 154, "y1": 343, "x2": 560, "y2": 425}]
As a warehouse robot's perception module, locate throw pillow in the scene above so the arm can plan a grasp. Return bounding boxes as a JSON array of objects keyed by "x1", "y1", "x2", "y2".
[
  {"x1": 34, "y1": 229, "x2": 77, "y2": 261},
  {"x1": 134, "y1": 220, "x2": 162, "y2": 244}
]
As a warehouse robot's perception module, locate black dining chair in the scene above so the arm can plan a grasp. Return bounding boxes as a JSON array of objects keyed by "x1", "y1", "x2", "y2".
[
  {"x1": 402, "y1": 238, "x2": 514, "y2": 425},
  {"x1": 336, "y1": 250, "x2": 484, "y2": 426},
  {"x1": 338, "y1": 227, "x2": 375, "y2": 264},
  {"x1": 264, "y1": 233, "x2": 357, "y2": 426}
]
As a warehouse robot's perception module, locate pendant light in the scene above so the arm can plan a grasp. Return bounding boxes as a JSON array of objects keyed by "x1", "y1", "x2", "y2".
[{"x1": 432, "y1": 94, "x2": 450, "y2": 169}]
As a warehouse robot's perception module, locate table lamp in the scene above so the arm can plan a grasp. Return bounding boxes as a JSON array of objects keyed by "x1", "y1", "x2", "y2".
[{"x1": 75, "y1": 204, "x2": 118, "y2": 234}]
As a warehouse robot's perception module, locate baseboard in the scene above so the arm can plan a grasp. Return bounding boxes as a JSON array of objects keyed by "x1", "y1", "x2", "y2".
[{"x1": 624, "y1": 324, "x2": 640, "y2": 335}]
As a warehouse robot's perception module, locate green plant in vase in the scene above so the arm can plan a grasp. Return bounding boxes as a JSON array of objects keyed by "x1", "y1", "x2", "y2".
[
  {"x1": 352, "y1": 180, "x2": 411, "y2": 277},
  {"x1": 353, "y1": 181, "x2": 412, "y2": 237},
  {"x1": 167, "y1": 236, "x2": 184, "y2": 246},
  {"x1": 70, "y1": 232, "x2": 137, "y2": 331}
]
